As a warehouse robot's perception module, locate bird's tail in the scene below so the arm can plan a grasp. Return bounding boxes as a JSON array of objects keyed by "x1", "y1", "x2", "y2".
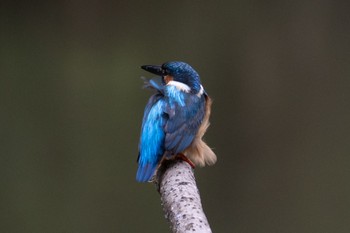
[
  {"x1": 136, "y1": 161, "x2": 158, "y2": 182},
  {"x1": 185, "y1": 96, "x2": 217, "y2": 166}
]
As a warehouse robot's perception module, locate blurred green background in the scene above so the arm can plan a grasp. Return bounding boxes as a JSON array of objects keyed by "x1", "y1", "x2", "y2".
[{"x1": 1, "y1": 1, "x2": 349, "y2": 232}]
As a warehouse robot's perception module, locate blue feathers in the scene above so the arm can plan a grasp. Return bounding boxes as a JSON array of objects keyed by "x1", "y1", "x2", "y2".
[
  {"x1": 161, "y1": 62, "x2": 202, "y2": 94},
  {"x1": 164, "y1": 88, "x2": 205, "y2": 154},
  {"x1": 166, "y1": 85, "x2": 187, "y2": 107},
  {"x1": 137, "y1": 62, "x2": 207, "y2": 182},
  {"x1": 137, "y1": 96, "x2": 166, "y2": 182}
]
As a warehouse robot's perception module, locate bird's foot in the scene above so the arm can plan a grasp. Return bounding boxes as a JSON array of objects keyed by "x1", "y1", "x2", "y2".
[{"x1": 175, "y1": 153, "x2": 195, "y2": 169}]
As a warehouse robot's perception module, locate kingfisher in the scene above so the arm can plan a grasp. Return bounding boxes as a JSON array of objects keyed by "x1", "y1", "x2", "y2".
[{"x1": 136, "y1": 61, "x2": 217, "y2": 182}]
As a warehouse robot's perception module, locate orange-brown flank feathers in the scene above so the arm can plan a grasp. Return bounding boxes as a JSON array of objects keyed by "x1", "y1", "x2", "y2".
[{"x1": 184, "y1": 96, "x2": 217, "y2": 167}]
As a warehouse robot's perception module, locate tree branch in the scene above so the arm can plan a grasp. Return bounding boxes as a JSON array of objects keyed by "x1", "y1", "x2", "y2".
[{"x1": 156, "y1": 159, "x2": 212, "y2": 233}]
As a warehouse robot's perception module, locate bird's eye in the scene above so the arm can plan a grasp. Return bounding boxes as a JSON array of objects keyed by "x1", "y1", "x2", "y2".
[
  {"x1": 161, "y1": 65, "x2": 168, "y2": 74},
  {"x1": 162, "y1": 69, "x2": 168, "y2": 75}
]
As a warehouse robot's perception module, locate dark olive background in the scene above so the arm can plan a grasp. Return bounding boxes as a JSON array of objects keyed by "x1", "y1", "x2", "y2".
[{"x1": 1, "y1": 1, "x2": 349, "y2": 232}]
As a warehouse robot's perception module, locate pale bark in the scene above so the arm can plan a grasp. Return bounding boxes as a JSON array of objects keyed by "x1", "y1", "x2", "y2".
[{"x1": 155, "y1": 159, "x2": 212, "y2": 233}]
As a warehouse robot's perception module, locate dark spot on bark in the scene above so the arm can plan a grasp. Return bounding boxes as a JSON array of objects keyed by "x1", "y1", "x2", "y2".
[{"x1": 178, "y1": 182, "x2": 189, "y2": 185}]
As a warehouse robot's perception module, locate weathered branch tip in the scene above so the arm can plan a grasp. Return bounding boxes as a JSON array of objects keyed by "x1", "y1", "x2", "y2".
[{"x1": 155, "y1": 159, "x2": 212, "y2": 233}]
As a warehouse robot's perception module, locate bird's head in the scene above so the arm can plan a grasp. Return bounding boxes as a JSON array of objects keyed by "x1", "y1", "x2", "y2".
[{"x1": 141, "y1": 61, "x2": 202, "y2": 94}]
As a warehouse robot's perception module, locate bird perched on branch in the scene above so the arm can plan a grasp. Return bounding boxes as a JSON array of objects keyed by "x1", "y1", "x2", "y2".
[{"x1": 136, "y1": 61, "x2": 216, "y2": 182}]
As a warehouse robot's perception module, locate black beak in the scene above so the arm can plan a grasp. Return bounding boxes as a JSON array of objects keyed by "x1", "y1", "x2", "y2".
[{"x1": 141, "y1": 65, "x2": 165, "y2": 76}]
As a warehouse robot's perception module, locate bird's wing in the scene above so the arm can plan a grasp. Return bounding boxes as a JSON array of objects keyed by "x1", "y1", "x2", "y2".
[
  {"x1": 136, "y1": 92, "x2": 167, "y2": 182},
  {"x1": 164, "y1": 91, "x2": 206, "y2": 155}
]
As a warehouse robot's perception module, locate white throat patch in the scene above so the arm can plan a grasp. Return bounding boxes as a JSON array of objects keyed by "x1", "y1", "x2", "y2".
[
  {"x1": 197, "y1": 85, "x2": 204, "y2": 97},
  {"x1": 167, "y1": 81, "x2": 191, "y2": 93}
]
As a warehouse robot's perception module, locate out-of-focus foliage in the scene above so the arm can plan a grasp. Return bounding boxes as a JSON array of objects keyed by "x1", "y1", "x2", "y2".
[{"x1": 1, "y1": 1, "x2": 349, "y2": 232}]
